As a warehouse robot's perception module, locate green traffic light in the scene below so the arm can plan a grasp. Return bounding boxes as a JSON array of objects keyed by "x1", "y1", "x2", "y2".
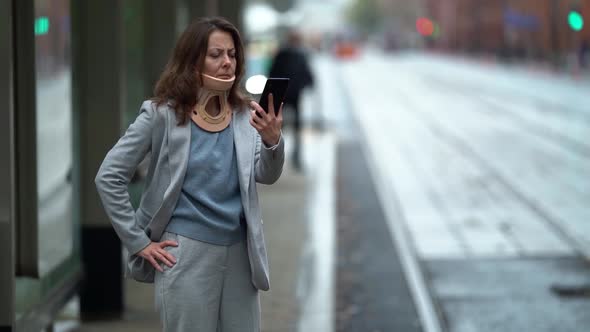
[
  {"x1": 568, "y1": 11, "x2": 584, "y2": 31},
  {"x1": 34, "y1": 17, "x2": 49, "y2": 36}
]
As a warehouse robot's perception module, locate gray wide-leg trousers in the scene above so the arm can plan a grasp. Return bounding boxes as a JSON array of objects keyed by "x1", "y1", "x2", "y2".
[{"x1": 155, "y1": 232, "x2": 260, "y2": 332}]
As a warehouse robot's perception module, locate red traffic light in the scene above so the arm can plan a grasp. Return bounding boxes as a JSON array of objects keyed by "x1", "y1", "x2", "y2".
[{"x1": 416, "y1": 17, "x2": 435, "y2": 36}]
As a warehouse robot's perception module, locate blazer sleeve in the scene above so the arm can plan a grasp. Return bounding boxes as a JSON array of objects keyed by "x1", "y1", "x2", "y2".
[
  {"x1": 254, "y1": 132, "x2": 285, "y2": 185},
  {"x1": 95, "y1": 100, "x2": 156, "y2": 255}
]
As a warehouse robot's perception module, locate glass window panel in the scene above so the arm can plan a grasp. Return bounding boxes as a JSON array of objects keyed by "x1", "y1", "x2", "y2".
[{"x1": 34, "y1": 0, "x2": 73, "y2": 276}]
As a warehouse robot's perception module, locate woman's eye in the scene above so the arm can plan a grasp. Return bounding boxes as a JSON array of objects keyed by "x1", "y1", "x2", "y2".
[
  {"x1": 229, "y1": 53, "x2": 236, "y2": 58},
  {"x1": 209, "y1": 53, "x2": 220, "y2": 58}
]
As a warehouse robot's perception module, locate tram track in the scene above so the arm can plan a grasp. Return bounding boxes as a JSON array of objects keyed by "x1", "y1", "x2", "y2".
[
  {"x1": 392, "y1": 83, "x2": 589, "y2": 257},
  {"x1": 416, "y1": 73, "x2": 590, "y2": 160}
]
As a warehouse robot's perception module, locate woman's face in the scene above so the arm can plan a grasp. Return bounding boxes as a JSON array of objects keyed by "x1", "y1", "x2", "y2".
[{"x1": 202, "y1": 30, "x2": 236, "y2": 79}]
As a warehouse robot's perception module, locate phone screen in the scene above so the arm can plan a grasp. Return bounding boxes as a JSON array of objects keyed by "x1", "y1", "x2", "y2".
[{"x1": 258, "y1": 78, "x2": 289, "y2": 116}]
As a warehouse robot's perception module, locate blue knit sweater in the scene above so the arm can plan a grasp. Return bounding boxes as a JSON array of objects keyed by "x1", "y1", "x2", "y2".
[{"x1": 166, "y1": 120, "x2": 245, "y2": 245}]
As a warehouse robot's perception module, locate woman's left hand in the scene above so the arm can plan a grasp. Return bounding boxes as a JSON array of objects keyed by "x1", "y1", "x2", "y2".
[{"x1": 249, "y1": 94, "x2": 283, "y2": 146}]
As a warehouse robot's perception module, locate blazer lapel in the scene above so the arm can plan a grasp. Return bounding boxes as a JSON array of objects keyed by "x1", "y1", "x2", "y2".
[
  {"x1": 232, "y1": 109, "x2": 254, "y2": 192},
  {"x1": 166, "y1": 110, "x2": 191, "y2": 195},
  {"x1": 151, "y1": 109, "x2": 190, "y2": 237}
]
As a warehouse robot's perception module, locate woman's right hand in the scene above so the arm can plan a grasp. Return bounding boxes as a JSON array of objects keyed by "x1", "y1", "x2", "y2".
[{"x1": 137, "y1": 240, "x2": 178, "y2": 272}]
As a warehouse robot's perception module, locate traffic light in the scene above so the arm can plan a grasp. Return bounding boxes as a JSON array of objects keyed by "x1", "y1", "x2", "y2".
[
  {"x1": 34, "y1": 16, "x2": 49, "y2": 36},
  {"x1": 416, "y1": 18, "x2": 434, "y2": 37},
  {"x1": 568, "y1": 10, "x2": 584, "y2": 31}
]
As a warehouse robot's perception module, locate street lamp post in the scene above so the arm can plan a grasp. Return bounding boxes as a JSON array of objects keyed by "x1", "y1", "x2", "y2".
[{"x1": 549, "y1": 0, "x2": 559, "y2": 68}]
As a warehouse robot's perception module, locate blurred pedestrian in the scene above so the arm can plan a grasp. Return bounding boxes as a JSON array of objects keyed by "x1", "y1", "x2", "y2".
[
  {"x1": 268, "y1": 29, "x2": 314, "y2": 171},
  {"x1": 95, "y1": 17, "x2": 284, "y2": 332}
]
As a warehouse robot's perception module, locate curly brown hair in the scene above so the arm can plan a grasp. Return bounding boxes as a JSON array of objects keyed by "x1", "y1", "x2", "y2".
[{"x1": 152, "y1": 17, "x2": 248, "y2": 125}]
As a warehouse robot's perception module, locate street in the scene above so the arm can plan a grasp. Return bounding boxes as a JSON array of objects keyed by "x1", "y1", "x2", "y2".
[{"x1": 327, "y1": 51, "x2": 590, "y2": 332}]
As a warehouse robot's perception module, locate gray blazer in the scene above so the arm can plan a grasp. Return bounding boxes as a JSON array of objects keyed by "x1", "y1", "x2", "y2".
[{"x1": 95, "y1": 100, "x2": 284, "y2": 291}]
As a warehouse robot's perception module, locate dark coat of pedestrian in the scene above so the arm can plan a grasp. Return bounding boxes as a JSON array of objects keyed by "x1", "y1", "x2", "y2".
[{"x1": 268, "y1": 30, "x2": 314, "y2": 170}]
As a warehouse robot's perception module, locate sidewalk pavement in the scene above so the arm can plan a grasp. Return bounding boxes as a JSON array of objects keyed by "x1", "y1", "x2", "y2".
[{"x1": 52, "y1": 128, "x2": 334, "y2": 332}]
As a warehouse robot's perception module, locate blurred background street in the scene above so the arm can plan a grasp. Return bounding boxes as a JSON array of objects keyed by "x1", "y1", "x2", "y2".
[{"x1": 2, "y1": 0, "x2": 590, "y2": 331}]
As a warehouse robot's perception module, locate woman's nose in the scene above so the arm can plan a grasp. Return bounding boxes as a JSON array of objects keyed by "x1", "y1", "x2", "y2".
[{"x1": 222, "y1": 54, "x2": 231, "y2": 66}]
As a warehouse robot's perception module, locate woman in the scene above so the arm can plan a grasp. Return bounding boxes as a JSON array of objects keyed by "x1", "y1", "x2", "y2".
[{"x1": 95, "y1": 17, "x2": 284, "y2": 331}]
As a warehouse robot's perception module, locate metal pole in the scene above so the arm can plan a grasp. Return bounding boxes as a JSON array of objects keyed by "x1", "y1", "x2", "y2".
[
  {"x1": 0, "y1": 0, "x2": 15, "y2": 329},
  {"x1": 550, "y1": 0, "x2": 560, "y2": 68}
]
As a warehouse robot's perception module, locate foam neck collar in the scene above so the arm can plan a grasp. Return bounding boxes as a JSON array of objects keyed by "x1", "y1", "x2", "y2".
[{"x1": 191, "y1": 74, "x2": 236, "y2": 132}]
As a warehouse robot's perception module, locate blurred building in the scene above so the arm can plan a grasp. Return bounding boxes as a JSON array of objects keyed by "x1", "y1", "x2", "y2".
[
  {"x1": 379, "y1": 0, "x2": 425, "y2": 49},
  {"x1": 425, "y1": 0, "x2": 590, "y2": 62}
]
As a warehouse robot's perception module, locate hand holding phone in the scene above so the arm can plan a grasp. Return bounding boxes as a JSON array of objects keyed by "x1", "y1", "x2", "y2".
[
  {"x1": 258, "y1": 78, "x2": 289, "y2": 116},
  {"x1": 249, "y1": 80, "x2": 286, "y2": 146}
]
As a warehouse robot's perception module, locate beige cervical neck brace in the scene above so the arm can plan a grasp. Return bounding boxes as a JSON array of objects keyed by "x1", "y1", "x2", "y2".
[{"x1": 191, "y1": 73, "x2": 235, "y2": 132}]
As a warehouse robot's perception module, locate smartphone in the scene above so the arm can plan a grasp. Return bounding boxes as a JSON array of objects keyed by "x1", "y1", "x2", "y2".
[{"x1": 258, "y1": 78, "x2": 289, "y2": 116}]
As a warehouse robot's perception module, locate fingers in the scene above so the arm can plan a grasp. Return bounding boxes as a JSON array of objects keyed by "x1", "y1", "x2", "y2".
[
  {"x1": 249, "y1": 100, "x2": 264, "y2": 116},
  {"x1": 249, "y1": 103, "x2": 272, "y2": 127},
  {"x1": 160, "y1": 240, "x2": 179, "y2": 248},
  {"x1": 157, "y1": 241, "x2": 178, "y2": 267},
  {"x1": 250, "y1": 95, "x2": 277, "y2": 120},
  {"x1": 154, "y1": 249, "x2": 175, "y2": 268},
  {"x1": 267, "y1": 93, "x2": 275, "y2": 117},
  {"x1": 142, "y1": 241, "x2": 179, "y2": 271},
  {"x1": 147, "y1": 255, "x2": 164, "y2": 272},
  {"x1": 139, "y1": 243, "x2": 163, "y2": 272},
  {"x1": 277, "y1": 102, "x2": 284, "y2": 121},
  {"x1": 249, "y1": 112, "x2": 263, "y2": 131},
  {"x1": 249, "y1": 96, "x2": 283, "y2": 140}
]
